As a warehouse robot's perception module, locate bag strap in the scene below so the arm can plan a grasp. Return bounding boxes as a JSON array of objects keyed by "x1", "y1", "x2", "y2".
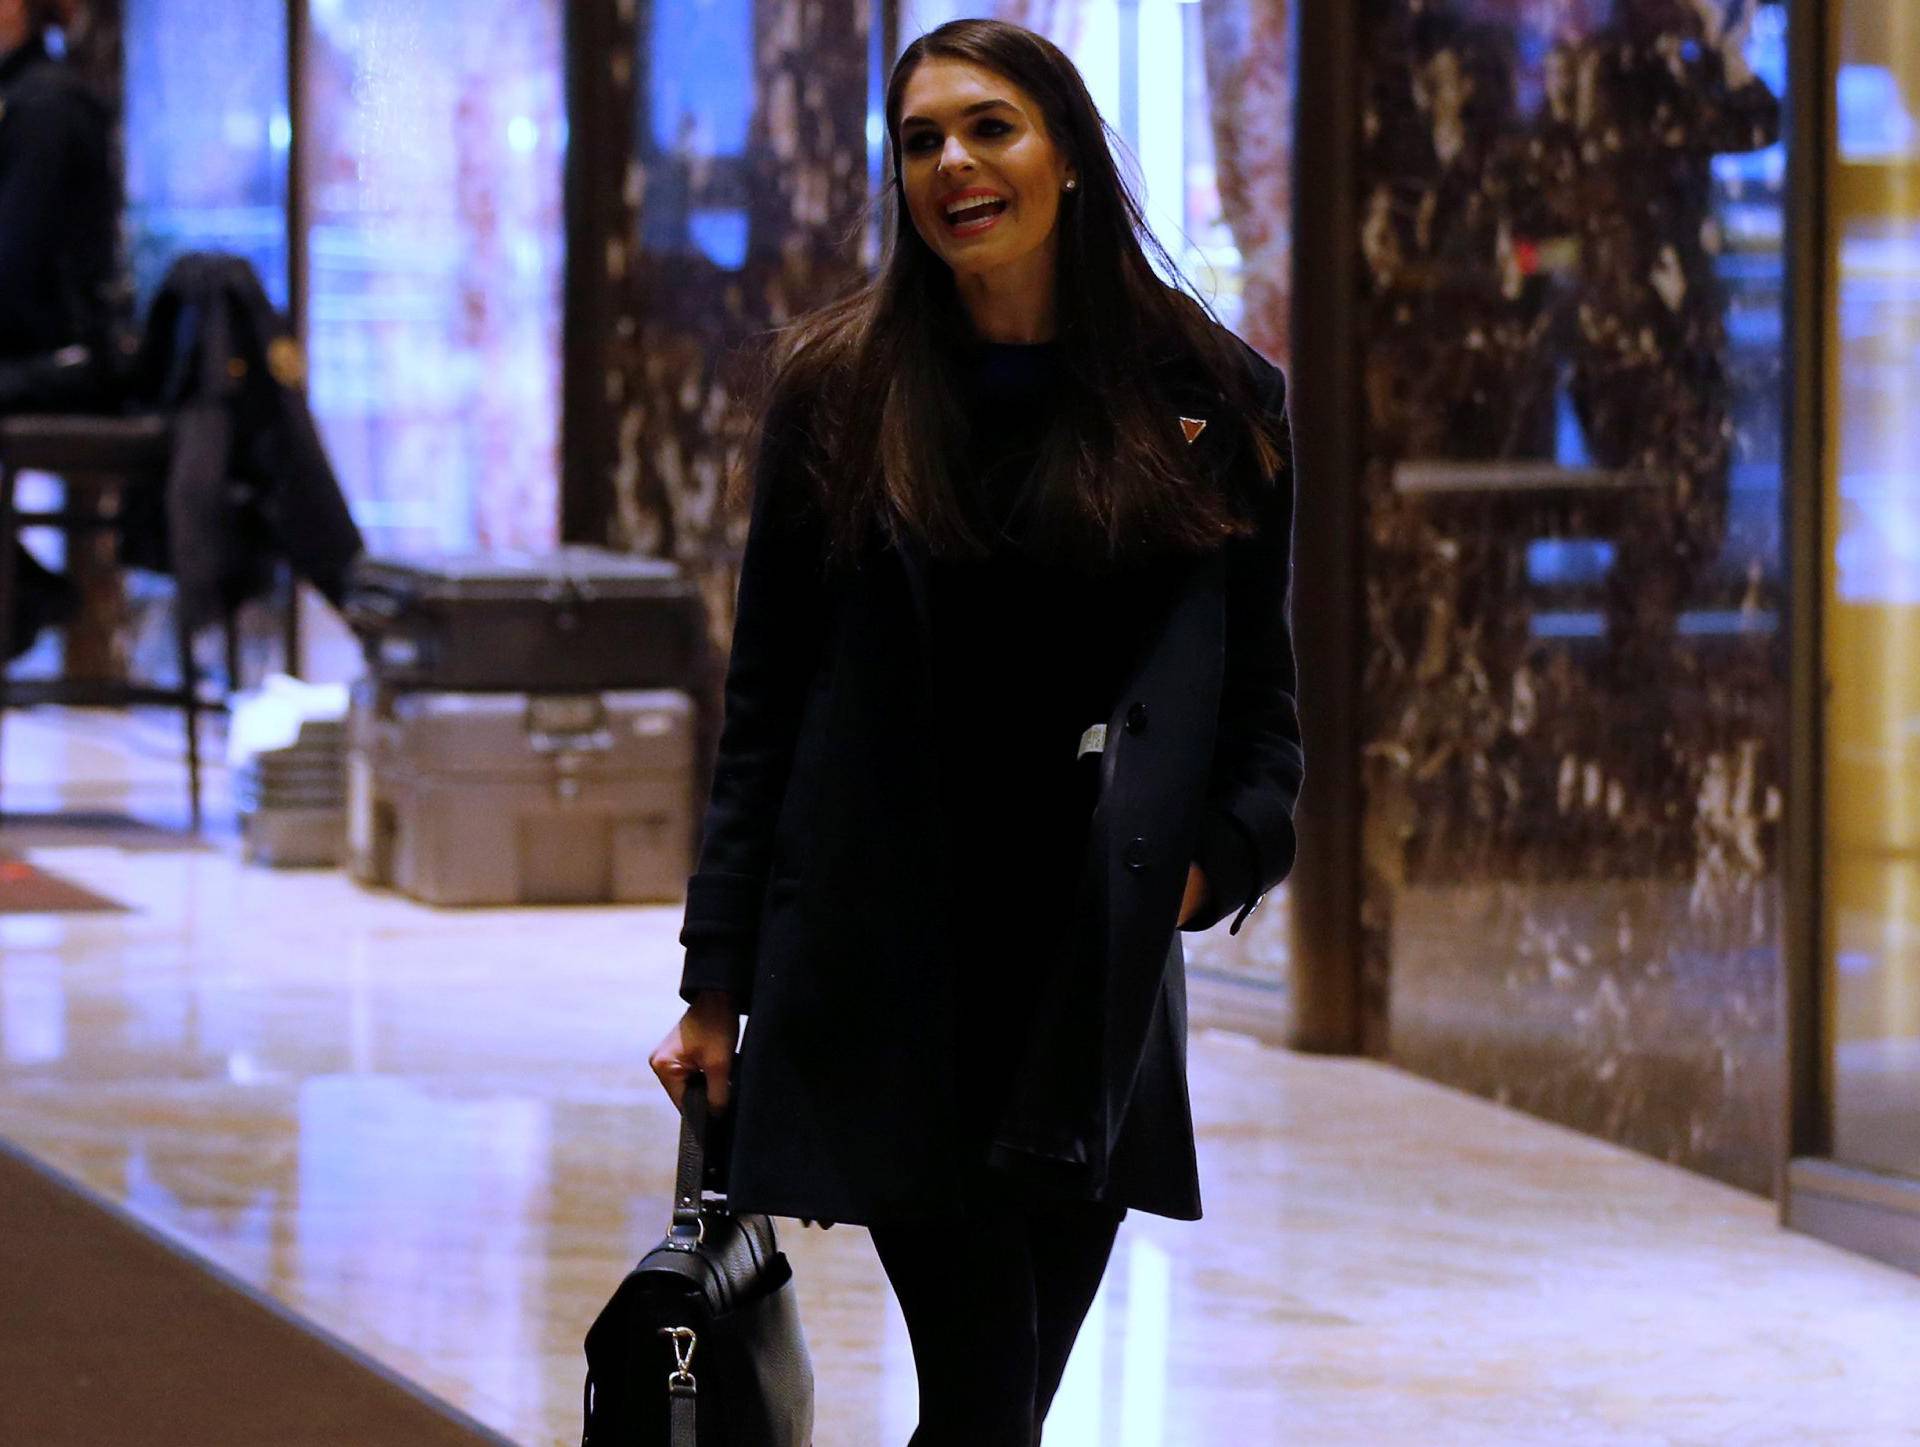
[
  {"x1": 661, "y1": 1326, "x2": 699, "y2": 1447},
  {"x1": 670, "y1": 1379, "x2": 697, "y2": 1447},
  {"x1": 663, "y1": 1078, "x2": 714, "y2": 1446},
  {"x1": 671, "y1": 1074, "x2": 710, "y2": 1241}
]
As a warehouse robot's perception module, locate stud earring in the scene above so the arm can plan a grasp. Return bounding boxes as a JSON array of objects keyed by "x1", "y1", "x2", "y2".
[{"x1": 1064, "y1": 178, "x2": 1077, "y2": 192}]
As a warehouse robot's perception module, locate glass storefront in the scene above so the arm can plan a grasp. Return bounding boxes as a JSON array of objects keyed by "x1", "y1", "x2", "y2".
[
  {"x1": 1823, "y1": 0, "x2": 1920, "y2": 1181},
  {"x1": 124, "y1": 0, "x2": 290, "y2": 309}
]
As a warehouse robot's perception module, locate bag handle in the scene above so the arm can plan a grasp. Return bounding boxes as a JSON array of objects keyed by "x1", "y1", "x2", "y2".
[{"x1": 670, "y1": 1073, "x2": 726, "y2": 1242}]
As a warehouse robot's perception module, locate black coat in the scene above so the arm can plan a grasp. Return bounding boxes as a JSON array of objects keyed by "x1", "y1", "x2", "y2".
[
  {"x1": 678, "y1": 335, "x2": 1304, "y2": 1225},
  {"x1": 127, "y1": 253, "x2": 363, "y2": 631}
]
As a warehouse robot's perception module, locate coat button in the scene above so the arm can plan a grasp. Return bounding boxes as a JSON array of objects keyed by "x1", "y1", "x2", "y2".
[
  {"x1": 1123, "y1": 836, "x2": 1150, "y2": 872},
  {"x1": 1125, "y1": 702, "x2": 1149, "y2": 735}
]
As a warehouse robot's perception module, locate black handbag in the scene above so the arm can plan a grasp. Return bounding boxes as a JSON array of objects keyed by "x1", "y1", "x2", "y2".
[{"x1": 582, "y1": 1074, "x2": 814, "y2": 1446}]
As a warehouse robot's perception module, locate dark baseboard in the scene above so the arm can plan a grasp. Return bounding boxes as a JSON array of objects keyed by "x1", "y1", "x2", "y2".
[
  {"x1": 1188, "y1": 967, "x2": 1291, "y2": 1047},
  {"x1": 1786, "y1": 1157, "x2": 1920, "y2": 1276}
]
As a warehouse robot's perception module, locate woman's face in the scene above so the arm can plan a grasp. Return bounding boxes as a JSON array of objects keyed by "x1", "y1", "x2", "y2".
[{"x1": 895, "y1": 57, "x2": 1077, "y2": 283}]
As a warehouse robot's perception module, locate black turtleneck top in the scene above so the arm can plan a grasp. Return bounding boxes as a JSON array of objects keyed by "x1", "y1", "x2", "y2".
[
  {"x1": 929, "y1": 339, "x2": 1253, "y2": 1141},
  {"x1": 928, "y1": 340, "x2": 1139, "y2": 954}
]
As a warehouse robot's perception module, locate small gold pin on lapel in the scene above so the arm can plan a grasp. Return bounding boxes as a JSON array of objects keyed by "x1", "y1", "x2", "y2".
[{"x1": 1178, "y1": 416, "x2": 1208, "y2": 444}]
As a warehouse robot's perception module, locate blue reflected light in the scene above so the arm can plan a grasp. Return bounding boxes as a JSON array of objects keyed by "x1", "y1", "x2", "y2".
[
  {"x1": 1527, "y1": 539, "x2": 1616, "y2": 587},
  {"x1": 649, "y1": 0, "x2": 753, "y2": 156},
  {"x1": 1554, "y1": 384, "x2": 1591, "y2": 467},
  {"x1": 688, "y1": 209, "x2": 749, "y2": 270},
  {"x1": 1838, "y1": 65, "x2": 1919, "y2": 162},
  {"x1": 1530, "y1": 611, "x2": 1606, "y2": 640}
]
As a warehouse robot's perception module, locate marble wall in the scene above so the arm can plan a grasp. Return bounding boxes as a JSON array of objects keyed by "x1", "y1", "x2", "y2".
[
  {"x1": 1352, "y1": 0, "x2": 1788, "y2": 1193},
  {"x1": 591, "y1": 0, "x2": 874, "y2": 654}
]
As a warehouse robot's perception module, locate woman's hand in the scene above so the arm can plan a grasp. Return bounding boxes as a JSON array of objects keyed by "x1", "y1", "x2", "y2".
[
  {"x1": 1178, "y1": 863, "x2": 1209, "y2": 928},
  {"x1": 650, "y1": 990, "x2": 741, "y2": 1112}
]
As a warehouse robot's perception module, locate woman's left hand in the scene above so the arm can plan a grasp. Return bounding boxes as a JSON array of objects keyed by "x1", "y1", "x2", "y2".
[{"x1": 1177, "y1": 863, "x2": 1208, "y2": 927}]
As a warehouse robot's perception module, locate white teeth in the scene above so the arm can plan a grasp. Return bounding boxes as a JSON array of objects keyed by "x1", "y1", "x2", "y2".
[{"x1": 944, "y1": 196, "x2": 1005, "y2": 219}]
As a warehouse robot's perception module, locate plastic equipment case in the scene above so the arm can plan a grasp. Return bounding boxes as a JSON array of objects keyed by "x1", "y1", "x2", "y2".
[
  {"x1": 344, "y1": 547, "x2": 705, "y2": 694},
  {"x1": 348, "y1": 686, "x2": 695, "y2": 907}
]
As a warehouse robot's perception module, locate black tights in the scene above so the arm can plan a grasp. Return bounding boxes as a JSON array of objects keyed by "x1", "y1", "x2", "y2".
[{"x1": 869, "y1": 1196, "x2": 1125, "y2": 1446}]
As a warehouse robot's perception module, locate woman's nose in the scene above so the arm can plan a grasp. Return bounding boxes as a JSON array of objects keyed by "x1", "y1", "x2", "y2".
[{"x1": 938, "y1": 134, "x2": 975, "y2": 175}]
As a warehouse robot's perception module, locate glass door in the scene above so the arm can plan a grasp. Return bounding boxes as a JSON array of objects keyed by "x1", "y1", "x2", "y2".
[{"x1": 1822, "y1": 0, "x2": 1920, "y2": 1180}]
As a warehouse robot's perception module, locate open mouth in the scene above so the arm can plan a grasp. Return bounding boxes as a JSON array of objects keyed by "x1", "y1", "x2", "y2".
[{"x1": 942, "y1": 196, "x2": 1009, "y2": 237}]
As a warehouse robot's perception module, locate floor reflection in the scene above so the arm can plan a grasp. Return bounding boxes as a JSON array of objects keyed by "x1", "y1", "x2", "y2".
[{"x1": 3, "y1": 708, "x2": 1920, "y2": 1445}]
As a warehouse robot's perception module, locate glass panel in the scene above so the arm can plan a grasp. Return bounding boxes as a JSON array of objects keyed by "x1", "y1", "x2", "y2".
[
  {"x1": 124, "y1": 0, "x2": 290, "y2": 309},
  {"x1": 304, "y1": 0, "x2": 565, "y2": 554},
  {"x1": 637, "y1": 0, "x2": 754, "y2": 270},
  {"x1": 1825, "y1": 2, "x2": 1920, "y2": 1179}
]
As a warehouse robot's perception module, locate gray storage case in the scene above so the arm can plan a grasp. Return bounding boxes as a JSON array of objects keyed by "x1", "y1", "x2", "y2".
[
  {"x1": 349, "y1": 685, "x2": 694, "y2": 906},
  {"x1": 344, "y1": 547, "x2": 706, "y2": 694}
]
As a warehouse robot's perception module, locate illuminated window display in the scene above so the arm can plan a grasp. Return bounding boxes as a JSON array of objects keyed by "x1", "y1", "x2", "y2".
[{"x1": 301, "y1": 0, "x2": 565, "y2": 554}]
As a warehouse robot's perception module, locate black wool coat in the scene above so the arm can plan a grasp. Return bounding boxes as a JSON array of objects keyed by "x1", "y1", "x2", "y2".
[{"x1": 678, "y1": 334, "x2": 1304, "y2": 1226}]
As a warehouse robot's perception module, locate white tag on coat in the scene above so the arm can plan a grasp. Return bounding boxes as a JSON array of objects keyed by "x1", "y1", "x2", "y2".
[{"x1": 1076, "y1": 723, "x2": 1107, "y2": 760}]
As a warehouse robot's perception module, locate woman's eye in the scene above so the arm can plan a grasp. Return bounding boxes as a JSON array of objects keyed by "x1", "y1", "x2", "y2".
[{"x1": 902, "y1": 119, "x2": 1012, "y2": 154}]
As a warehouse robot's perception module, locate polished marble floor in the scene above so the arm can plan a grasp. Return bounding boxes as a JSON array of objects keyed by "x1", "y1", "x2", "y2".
[{"x1": 3, "y1": 707, "x2": 1920, "y2": 1446}]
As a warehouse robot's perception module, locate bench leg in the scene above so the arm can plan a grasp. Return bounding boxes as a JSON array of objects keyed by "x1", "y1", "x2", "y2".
[
  {"x1": 281, "y1": 565, "x2": 302, "y2": 679},
  {"x1": 0, "y1": 463, "x2": 15, "y2": 821},
  {"x1": 174, "y1": 589, "x2": 201, "y2": 831},
  {"x1": 225, "y1": 610, "x2": 242, "y2": 695}
]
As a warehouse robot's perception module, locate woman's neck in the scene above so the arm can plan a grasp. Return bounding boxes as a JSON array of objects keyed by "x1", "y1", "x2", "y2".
[{"x1": 952, "y1": 245, "x2": 1058, "y2": 344}]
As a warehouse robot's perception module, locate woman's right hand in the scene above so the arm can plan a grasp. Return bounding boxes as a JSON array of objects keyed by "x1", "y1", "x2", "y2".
[{"x1": 650, "y1": 990, "x2": 741, "y2": 1112}]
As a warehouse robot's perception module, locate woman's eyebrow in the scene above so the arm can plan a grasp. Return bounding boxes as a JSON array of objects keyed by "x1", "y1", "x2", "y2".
[{"x1": 900, "y1": 98, "x2": 1019, "y2": 128}]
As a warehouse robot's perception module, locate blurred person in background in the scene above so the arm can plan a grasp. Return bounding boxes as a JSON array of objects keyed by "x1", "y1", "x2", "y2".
[
  {"x1": 1, "y1": 0, "x2": 120, "y2": 660},
  {"x1": 1540, "y1": 0, "x2": 1779, "y2": 673}
]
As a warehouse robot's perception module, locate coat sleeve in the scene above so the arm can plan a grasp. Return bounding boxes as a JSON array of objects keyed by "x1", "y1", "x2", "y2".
[
  {"x1": 676, "y1": 385, "x2": 832, "y2": 1010},
  {"x1": 1181, "y1": 362, "x2": 1305, "y2": 936}
]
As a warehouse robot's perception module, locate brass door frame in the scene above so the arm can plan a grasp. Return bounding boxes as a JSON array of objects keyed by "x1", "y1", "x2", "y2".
[{"x1": 1781, "y1": 0, "x2": 1920, "y2": 1274}]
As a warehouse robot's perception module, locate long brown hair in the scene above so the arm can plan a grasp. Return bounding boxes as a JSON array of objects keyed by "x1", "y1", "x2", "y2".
[{"x1": 739, "y1": 18, "x2": 1285, "y2": 576}]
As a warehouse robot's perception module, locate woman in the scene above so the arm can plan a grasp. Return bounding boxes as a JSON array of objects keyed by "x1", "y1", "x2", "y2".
[{"x1": 650, "y1": 19, "x2": 1303, "y2": 1442}]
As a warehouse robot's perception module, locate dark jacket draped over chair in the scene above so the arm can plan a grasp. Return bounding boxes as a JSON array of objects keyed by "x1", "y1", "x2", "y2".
[{"x1": 124, "y1": 254, "x2": 363, "y2": 632}]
